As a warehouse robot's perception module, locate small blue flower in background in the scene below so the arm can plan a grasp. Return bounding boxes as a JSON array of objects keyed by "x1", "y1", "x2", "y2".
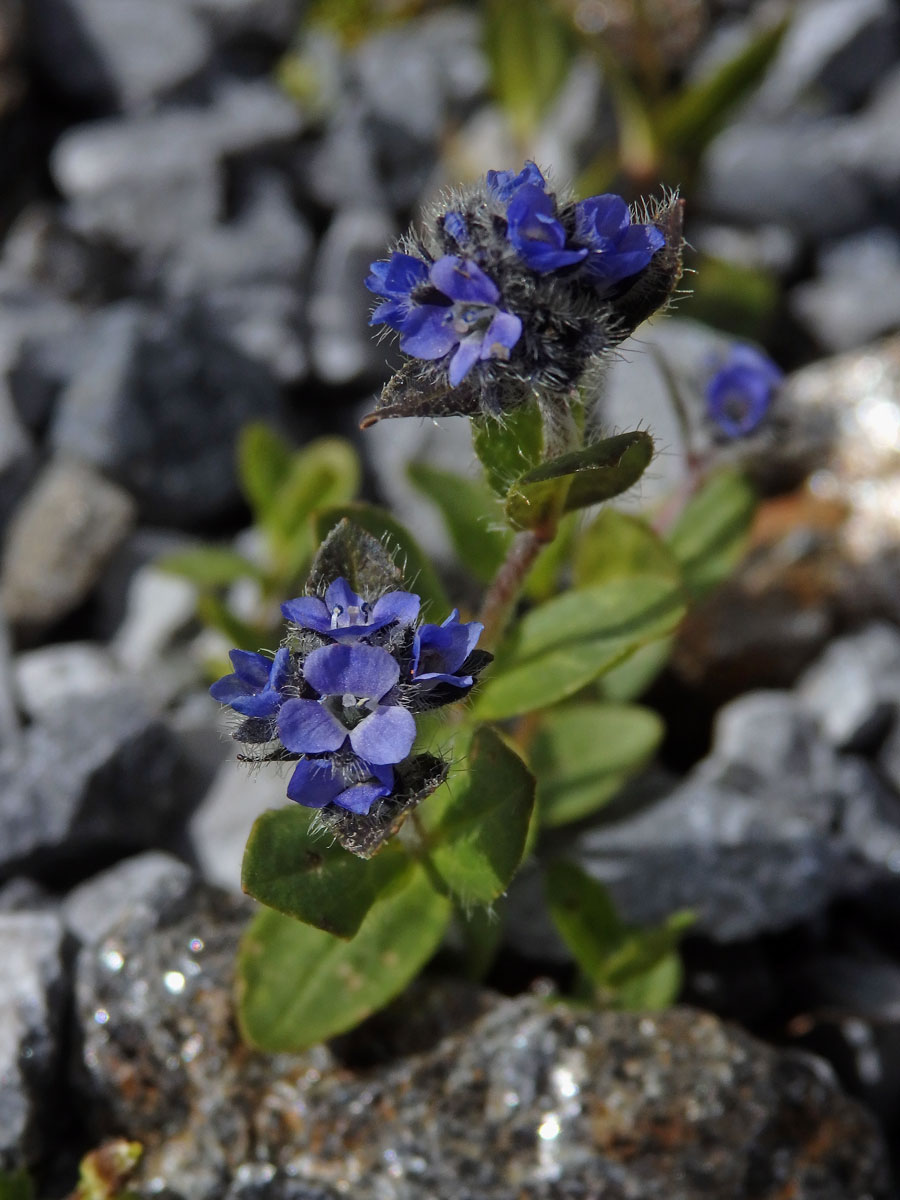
[
  {"x1": 706, "y1": 344, "x2": 783, "y2": 438},
  {"x1": 574, "y1": 194, "x2": 666, "y2": 290},
  {"x1": 209, "y1": 647, "x2": 291, "y2": 718},
  {"x1": 282, "y1": 577, "x2": 419, "y2": 640},
  {"x1": 411, "y1": 611, "x2": 484, "y2": 693},
  {"x1": 505, "y1": 185, "x2": 588, "y2": 274}
]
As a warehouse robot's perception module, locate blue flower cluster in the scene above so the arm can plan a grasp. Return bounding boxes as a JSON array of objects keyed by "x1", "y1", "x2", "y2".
[
  {"x1": 210, "y1": 578, "x2": 485, "y2": 815},
  {"x1": 706, "y1": 345, "x2": 783, "y2": 438},
  {"x1": 364, "y1": 163, "x2": 667, "y2": 414}
]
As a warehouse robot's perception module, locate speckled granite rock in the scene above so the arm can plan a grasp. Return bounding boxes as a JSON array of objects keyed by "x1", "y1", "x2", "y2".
[{"x1": 73, "y1": 878, "x2": 893, "y2": 1200}]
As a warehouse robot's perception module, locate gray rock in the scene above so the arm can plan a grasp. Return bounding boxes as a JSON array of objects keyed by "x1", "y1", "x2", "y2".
[
  {"x1": 797, "y1": 622, "x2": 900, "y2": 748},
  {"x1": 840, "y1": 64, "x2": 900, "y2": 206},
  {"x1": 50, "y1": 303, "x2": 281, "y2": 526},
  {"x1": 790, "y1": 228, "x2": 900, "y2": 352},
  {"x1": 163, "y1": 173, "x2": 312, "y2": 297},
  {"x1": 183, "y1": 0, "x2": 297, "y2": 45},
  {"x1": 50, "y1": 82, "x2": 302, "y2": 258},
  {"x1": 699, "y1": 119, "x2": 872, "y2": 239},
  {"x1": 0, "y1": 458, "x2": 136, "y2": 638},
  {"x1": 64, "y1": 851, "x2": 193, "y2": 945},
  {"x1": 110, "y1": 564, "x2": 197, "y2": 675},
  {"x1": 189, "y1": 758, "x2": 292, "y2": 893},
  {"x1": 753, "y1": 0, "x2": 899, "y2": 115},
  {"x1": 0, "y1": 611, "x2": 18, "y2": 750},
  {"x1": 29, "y1": 0, "x2": 212, "y2": 112},
  {"x1": 302, "y1": 102, "x2": 388, "y2": 212},
  {"x1": 201, "y1": 283, "x2": 308, "y2": 384},
  {"x1": 0, "y1": 877, "x2": 55, "y2": 914},
  {"x1": 309, "y1": 207, "x2": 397, "y2": 384},
  {"x1": 0, "y1": 687, "x2": 187, "y2": 879},
  {"x1": 14, "y1": 641, "x2": 121, "y2": 723},
  {"x1": 0, "y1": 382, "x2": 34, "y2": 531},
  {"x1": 512, "y1": 691, "x2": 900, "y2": 949},
  {"x1": 0, "y1": 912, "x2": 66, "y2": 1169},
  {"x1": 72, "y1": 885, "x2": 892, "y2": 1200}
]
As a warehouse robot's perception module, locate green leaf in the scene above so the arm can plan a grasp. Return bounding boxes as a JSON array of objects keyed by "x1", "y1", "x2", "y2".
[
  {"x1": 667, "y1": 469, "x2": 756, "y2": 597},
  {"x1": 574, "y1": 508, "x2": 681, "y2": 588},
  {"x1": 658, "y1": 18, "x2": 790, "y2": 159},
  {"x1": 0, "y1": 1170, "x2": 34, "y2": 1200},
  {"x1": 529, "y1": 702, "x2": 664, "y2": 827},
  {"x1": 237, "y1": 860, "x2": 452, "y2": 1051},
  {"x1": 505, "y1": 432, "x2": 654, "y2": 532},
  {"x1": 241, "y1": 805, "x2": 410, "y2": 938},
  {"x1": 196, "y1": 593, "x2": 266, "y2": 652},
  {"x1": 312, "y1": 502, "x2": 450, "y2": 617},
  {"x1": 474, "y1": 575, "x2": 686, "y2": 720},
  {"x1": 307, "y1": 517, "x2": 403, "y2": 600},
  {"x1": 157, "y1": 545, "x2": 261, "y2": 588},
  {"x1": 457, "y1": 901, "x2": 505, "y2": 981},
  {"x1": 545, "y1": 861, "x2": 692, "y2": 1009},
  {"x1": 407, "y1": 461, "x2": 511, "y2": 584},
  {"x1": 483, "y1": 0, "x2": 576, "y2": 141},
  {"x1": 429, "y1": 726, "x2": 535, "y2": 905},
  {"x1": 472, "y1": 403, "x2": 544, "y2": 498},
  {"x1": 266, "y1": 438, "x2": 361, "y2": 577},
  {"x1": 686, "y1": 254, "x2": 779, "y2": 341},
  {"x1": 237, "y1": 422, "x2": 294, "y2": 520},
  {"x1": 598, "y1": 637, "x2": 673, "y2": 703},
  {"x1": 524, "y1": 512, "x2": 578, "y2": 602}
]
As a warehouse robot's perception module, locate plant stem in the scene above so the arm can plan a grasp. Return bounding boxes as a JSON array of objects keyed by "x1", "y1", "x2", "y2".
[{"x1": 478, "y1": 529, "x2": 544, "y2": 651}]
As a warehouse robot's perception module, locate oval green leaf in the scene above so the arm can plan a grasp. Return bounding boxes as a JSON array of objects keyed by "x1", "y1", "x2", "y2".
[
  {"x1": 428, "y1": 726, "x2": 535, "y2": 905},
  {"x1": 472, "y1": 403, "x2": 544, "y2": 498},
  {"x1": 474, "y1": 575, "x2": 685, "y2": 720},
  {"x1": 529, "y1": 703, "x2": 664, "y2": 827},
  {"x1": 667, "y1": 468, "x2": 756, "y2": 597},
  {"x1": 505, "y1": 431, "x2": 654, "y2": 531},
  {"x1": 241, "y1": 805, "x2": 410, "y2": 939},
  {"x1": 574, "y1": 508, "x2": 681, "y2": 588},
  {"x1": 407, "y1": 461, "x2": 512, "y2": 584},
  {"x1": 237, "y1": 860, "x2": 451, "y2": 1052}
]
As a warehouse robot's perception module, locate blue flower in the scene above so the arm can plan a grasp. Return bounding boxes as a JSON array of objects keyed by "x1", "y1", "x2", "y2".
[
  {"x1": 411, "y1": 611, "x2": 484, "y2": 692},
  {"x1": 278, "y1": 642, "x2": 416, "y2": 767},
  {"x1": 365, "y1": 252, "x2": 430, "y2": 331},
  {"x1": 574, "y1": 194, "x2": 666, "y2": 290},
  {"x1": 369, "y1": 254, "x2": 522, "y2": 388},
  {"x1": 285, "y1": 757, "x2": 394, "y2": 814},
  {"x1": 209, "y1": 647, "x2": 291, "y2": 718},
  {"x1": 281, "y1": 577, "x2": 420, "y2": 641},
  {"x1": 486, "y1": 160, "x2": 547, "y2": 202},
  {"x1": 505, "y1": 185, "x2": 589, "y2": 274},
  {"x1": 706, "y1": 345, "x2": 783, "y2": 438}
]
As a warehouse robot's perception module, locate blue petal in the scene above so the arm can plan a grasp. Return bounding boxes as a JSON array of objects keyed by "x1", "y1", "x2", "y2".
[
  {"x1": 228, "y1": 649, "x2": 271, "y2": 688},
  {"x1": 269, "y1": 647, "x2": 292, "y2": 693},
  {"x1": 399, "y1": 306, "x2": 458, "y2": 360},
  {"x1": 209, "y1": 673, "x2": 250, "y2": 704},
  {"x1": 369, "y1": 299, "x2": 411, "y2": 330},
  {"x1": 443, "y1": 211, "x2": 469, "y2": 243},
  {"x1": 365, "y1": 252, "x2": 429, "y2": 298},
  {"x1": 576, "y1": 194, "x2": 630, "y2": 242},
  {"x1": 334, "y1": 775, "x2": 392, "y2": 814},
  {"x1": 286, "y1": 758, "x2": 344, "y2": 808},
  {"x1": 325, "y1": 578, "x2": 360, "y2": 614},
  {"x1": 448, "y1": 335, "x2": 483, "y2": 387},
  {"x1": 728, "y1": 345, "x2": 784, "y2": 386},
  {"x1": 278, "y1": 698, "x2": 347, "y2": 754},
  {"x1": 281, "y1": 595, "x2": 331, "y2": 633},
  {"x1": 706, "y1": 364, "x2": 773, "y2": 437},
  {"x1": 370, "y1": 590, "x2": 420, "y2": 628},
  {"x1": 349, "y1": 705, "x2": 416, "y2": 765},
  {"x1": 303, "y1": 643, "x2": 400, "y2": 700},
  {"x1": 414, "y1": 670, "x2": 474, "y2": 690},
  {"x1": 486, "y1": 161, "x2": 547, "y2": 202},
  {"x1": 481, "y1": 310, "x2": 522, "y2": 360},
  {"x1": 430, "y1": 256, "x2": 500, "y2": 305},
  {"x1": 506, "y1": 186, "x2": 587, "y2": 274},
  {"x1": 230, "y1": 690, "x2": 283, "y2": 718}
]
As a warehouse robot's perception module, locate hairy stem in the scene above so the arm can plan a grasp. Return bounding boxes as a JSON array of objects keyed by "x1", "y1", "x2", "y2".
[{"x1": 478, "y1": 529, "x2": 544, "y2": 651}]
